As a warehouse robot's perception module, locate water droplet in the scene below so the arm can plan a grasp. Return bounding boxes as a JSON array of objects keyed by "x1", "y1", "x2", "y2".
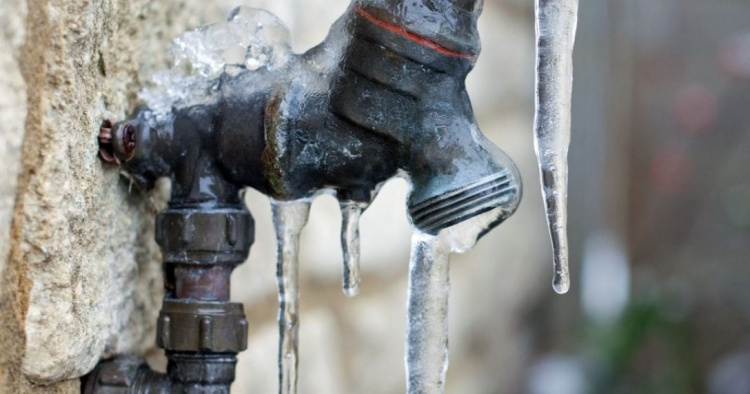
[{"x1": 553, "y1": 270, "x2": 570, "y2": 295}]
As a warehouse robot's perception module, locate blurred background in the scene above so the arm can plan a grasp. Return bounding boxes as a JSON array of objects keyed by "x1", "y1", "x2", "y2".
[
  {"x1": 2, "y1": 0, "x2": 750, "y2": 393},
  {"x1": 538, "y1": 0, "x2": 750, "y2": 393}
]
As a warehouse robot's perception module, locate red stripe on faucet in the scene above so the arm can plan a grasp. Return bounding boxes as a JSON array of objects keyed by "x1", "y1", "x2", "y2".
[{"x1": 355, "y1": 7, "x2": 476, "y2": 60}]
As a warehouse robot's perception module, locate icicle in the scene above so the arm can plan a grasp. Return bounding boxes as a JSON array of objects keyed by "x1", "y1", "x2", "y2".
[
  {"x1": 533, "y1": 0, "x2": 579, "y2": 294},
  {"x1": 402, "y1": 207, "x2": 510, "y2": 392},
  {"x1": 339, "y1": 201, "x2": 365, "y2": 297},
  {"x1": 405, "y1": 232, "x2": 451, "y2": 394},
  {"x1": 271, "y1": 199, "x2": 311, "y2": 394}
]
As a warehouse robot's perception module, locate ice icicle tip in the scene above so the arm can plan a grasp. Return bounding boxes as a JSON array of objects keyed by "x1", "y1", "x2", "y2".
[{"x1": 533, "y1": 0, "x2": 579, "y2": 295}]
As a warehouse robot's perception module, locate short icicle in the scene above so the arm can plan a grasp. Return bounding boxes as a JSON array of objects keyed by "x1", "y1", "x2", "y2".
[
  {"x1": 533, "y1": 0, "x2": 580, "y2": 294},
  {"x1": 340, "y1": 201, "x2": 365, "y2": 297},
  {"x1": 405, "y1": 232, "x2": 451, "y2": 394},
  {"x1": 271, "y1": 199, "x2": 311, "y2": 394}
]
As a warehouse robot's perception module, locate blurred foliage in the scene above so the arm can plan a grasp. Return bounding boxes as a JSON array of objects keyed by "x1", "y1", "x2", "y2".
[{"x1": 581, "y1": 297, "x2": 700, "y2": 394}]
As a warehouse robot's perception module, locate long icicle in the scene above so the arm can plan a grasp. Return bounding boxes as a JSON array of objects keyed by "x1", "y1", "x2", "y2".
[
  {"x1": 533, "y1": 0, "x2": 579, "y2": 294},
  {"x1": 405, "y1": 232, "x2": 451, "y2": 394},
  {"x1": 271, "y1": 199, "x2": 311, "y2": 394},
  {"x1": 340, "y1": 201, "x2": 365, "y2": 297}
]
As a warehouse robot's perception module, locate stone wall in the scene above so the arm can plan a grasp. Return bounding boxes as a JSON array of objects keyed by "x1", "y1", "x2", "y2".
[{"x1": 0, "y1": 1, "x2": 546, "y2": 392}]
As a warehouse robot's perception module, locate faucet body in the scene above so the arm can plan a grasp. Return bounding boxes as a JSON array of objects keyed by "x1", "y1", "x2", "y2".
[
  {"x1": 107, "y1": 0, "x2": 520, "y2": 234},
  {"x1": 87, "y1": 0, "x2": 521, "y2": 391}
]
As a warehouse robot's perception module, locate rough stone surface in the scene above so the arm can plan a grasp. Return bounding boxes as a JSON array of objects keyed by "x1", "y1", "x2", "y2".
[
  {"x1": 0, "y1": 0, "x2": 243, "y2": 390},
  {"x1": 4, "y1": 0, "x2": 165, "y2": 387},
  {"x1": 0, "y1": 0, "x2": 544, "y2": 393}
]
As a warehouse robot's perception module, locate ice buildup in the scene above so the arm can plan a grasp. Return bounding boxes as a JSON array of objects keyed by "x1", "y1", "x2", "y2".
[{"x1": 533, "y1": 0, "x2": 579, "y2": 294}]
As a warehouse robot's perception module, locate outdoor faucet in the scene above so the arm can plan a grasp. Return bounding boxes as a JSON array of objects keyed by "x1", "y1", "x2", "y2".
[
  {"x1": 85, "y1": 0, "x2": 578, "y2": 392},
  {"x1": 99, "y1": 1, "x2": 520, "y2": 235}
]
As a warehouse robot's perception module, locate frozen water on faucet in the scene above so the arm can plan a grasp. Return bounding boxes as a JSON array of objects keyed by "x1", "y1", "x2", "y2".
[
  {"x1": 271, "y1": 199, "x2": 311, "y2": 394},
  {"x1": 533, "y1": 0, "x2": 579, "y2": 294},
  {"x1": 406, "y1": 232, "x2": 451, "y2": 394},
  {"x1": 267, "y1": 189, "x2": 514, "y2": 394},
  {"x1": 139, "y1": 6, "x2": 292, "y2": 123},
  {"x1": 171, "y1": 6, "x2": 292, "y2": 76},
  {"x1": 405, "y1": 206, "x2": 512, "y2": 394},
  {"x1": 340, "y1": 201, "x2": 367, "y2": 297}
]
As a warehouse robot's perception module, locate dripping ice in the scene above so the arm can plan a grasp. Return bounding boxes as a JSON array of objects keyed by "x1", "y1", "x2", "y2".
[
  {"x1": 271, "y1": 199, "x2": 311, "y2": 394},
  {"x1": 406, "y1": 232, "x2": 450, "y2": 394},
  {"x1": 533, "y1": 0, "x2": 579, "y2": 294},
  {"x1": 267, "y1": 193, "x2": 514, "y2": 394},
  {"x1": 405, "y1": 206, "x2": 511, "y2": 394},
  {"x1": 340, "y1": 201, "x2": 366, "y2": 297}
]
